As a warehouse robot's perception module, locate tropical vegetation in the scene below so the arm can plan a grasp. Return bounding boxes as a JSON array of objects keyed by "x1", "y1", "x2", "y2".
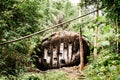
[{"x1": 0, "y1": 0, "x2": 120, "y2": 79}]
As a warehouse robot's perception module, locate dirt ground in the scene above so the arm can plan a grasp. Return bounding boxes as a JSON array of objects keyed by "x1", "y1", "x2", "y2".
[
  {"x1": 37, "y1": 66, "x2": 86, "y2": 80},
  {"x1": 28, "y1": 65, "x2": 87, "y2": 80},
  {"x1": 59, "y1": 66, "x2": 86, "y2": 80}
]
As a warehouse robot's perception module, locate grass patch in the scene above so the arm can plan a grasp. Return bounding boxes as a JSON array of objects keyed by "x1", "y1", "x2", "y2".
[{"x1": 0, "y1": 70, "x2": 70, "y2": 80}]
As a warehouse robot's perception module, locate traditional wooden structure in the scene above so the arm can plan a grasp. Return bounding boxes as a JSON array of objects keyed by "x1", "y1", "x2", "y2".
[{"x1": 32, "y1": 30, "x2": 90, "y2": 70}]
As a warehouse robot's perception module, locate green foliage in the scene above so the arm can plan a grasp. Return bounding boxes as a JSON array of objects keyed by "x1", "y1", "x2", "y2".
[
  {"x1": 84, "y1": 49, "x2": 120, "y2": 80},
  {"x1": 0, "y1": 0, "x2": 36, "y2": 73},
  {"x1": 0, "y1": 0, "x2": 42, "y2": 56},
  {"x1": 82, "y1": 0, "x2": 120, "y2": 26},
  {"x1": 0, "y1": 0, "x2": 40, "y2": 37},
  {"x1": 0, "y1": 53, "x2": 28, "y2": 76}
]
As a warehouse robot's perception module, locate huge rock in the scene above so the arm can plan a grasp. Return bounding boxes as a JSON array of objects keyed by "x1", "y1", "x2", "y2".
[{"x1": 31, "y1": 30, "x2": 90, "y2": 70}]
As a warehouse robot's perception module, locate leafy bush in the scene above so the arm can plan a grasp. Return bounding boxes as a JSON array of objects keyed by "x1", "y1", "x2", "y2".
[
  {"x1": 84, "y1": 49, "x2": 120, "y2": 80},
  {"x1": 0, "y1": 53, "x2": 27, "y2": 76}
]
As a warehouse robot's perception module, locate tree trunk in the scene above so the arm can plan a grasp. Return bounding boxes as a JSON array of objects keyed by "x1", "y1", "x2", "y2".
[
  {"x1": 93, "y1": 26, "x2": 98, "y2": 57},
  {"x1": 79, "y1": 0, "x2": 84, "y2": 71},
  {"x1": 93, "y1": 9, "x2": 99, "y2": 58},
  {"x1": 79, "y1": 26, "x2": 84, "y2": 71},
  {"x1": 116, "y1": 18, "x2": 119, "y2": 54}
]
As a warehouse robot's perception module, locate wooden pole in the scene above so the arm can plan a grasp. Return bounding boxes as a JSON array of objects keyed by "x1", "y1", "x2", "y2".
[
  {"x1": 79, "y1": 26, "x2": 84, "y2": 71},
  {"x1": 79, "y1": 0, "x2": 84, "y2": 71}
]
